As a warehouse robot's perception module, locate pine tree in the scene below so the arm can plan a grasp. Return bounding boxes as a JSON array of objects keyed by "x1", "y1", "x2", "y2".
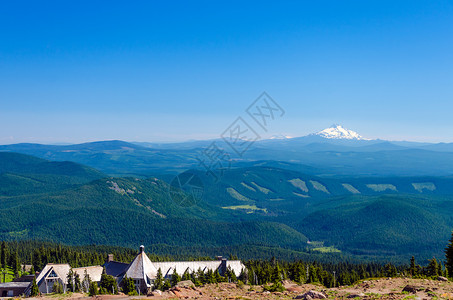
[
  {"x1": 445, "y1": 231, "x2": 453, "y2": 277},
  {"x1": 82, "y1": 270, "x2": 91, "y2": 293},
  {"x1": 271, "y1": 263, "x2": 282, "y2": 283},
  {"x1": 206, "y1": 269, "x2": 216, "y2": 284},
  {"x1": 74, "y1": 273, "x2": 81, "y2": 292},
  {"x1": 33, "y1": 248, "x2": 42, "y2": 272},
  {"x1": 100, "y1": 273, "x2": 118, "y2": 294},
  {"x1": 30, "y1": 276, "x2": 39, "y2": 297},
  {"x1": 216, "y1": 270, "x2": 225, "y2": 282},
  {"x1": 1, "y1": 242, "x2": 7, "y2": 269},
  {"x1": 89, "y1": 282, "x2": 98, "y2": 296},
  {"x1": 182, "y1": 270, "x2": 191, "y2": 281},
  {"x1": 52, "y1": 281, "x2": 64, "y2": 294},
  {"x1": 427, "y1": 258, "x2": 439, "y2": 277},
  {"x1": 409, "y1": 256, "x2": 416, "y2": 277},
  {"x1": 171, "y1": 269, "x2": 181, "y2": 287},
  {"x1": 121, "y1": 276, "x2": 136, "y2": 295},
  {"x1": 191, "y1": 271, "x2": 201, "y2": 286},
  {"x1": 67, "y1": 268, "x2": 75, "y2": 292},
  {"x1": 154, "y1": 268, "x2": 164, "y2": 290},
  {"x1": 163, "y1": 279, "x2": 171, "y2": 291},
  {"x1": 12, "y1": 251, "x2": 20, "y2": 278}
]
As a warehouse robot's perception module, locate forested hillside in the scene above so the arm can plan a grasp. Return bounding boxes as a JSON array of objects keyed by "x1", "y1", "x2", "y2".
[{"x1": 2, "y1": 152, "x2": 453, "y2": 263}]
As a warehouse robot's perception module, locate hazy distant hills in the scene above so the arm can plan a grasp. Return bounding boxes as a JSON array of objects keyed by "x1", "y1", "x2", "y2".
[
  {"x1": 2, "y1": 125, "x2": 453, "y2": 261},
  {"x1": 2, "y1": 125, "x2": 453, "y2": 177}
]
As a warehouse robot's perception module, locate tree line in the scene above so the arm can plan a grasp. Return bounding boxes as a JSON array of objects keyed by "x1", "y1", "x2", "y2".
[{"x1": 3, "y1": 232, "x2": 453, "y2": 293}]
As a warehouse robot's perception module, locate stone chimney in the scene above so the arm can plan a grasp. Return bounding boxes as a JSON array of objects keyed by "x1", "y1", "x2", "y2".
[{"x1": 107, "y1": 254, "x2": 114, "y2": 262}]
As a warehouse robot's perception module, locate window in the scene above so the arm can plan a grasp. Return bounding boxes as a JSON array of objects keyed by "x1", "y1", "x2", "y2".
[{"x1": 48, "y1": 270, "x2": 58, "y2": 278}]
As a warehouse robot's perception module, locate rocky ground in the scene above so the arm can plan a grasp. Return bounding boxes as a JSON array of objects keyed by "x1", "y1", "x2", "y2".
[{"x1": 25, "y1": 277, "x2": 453, "y2": 300}]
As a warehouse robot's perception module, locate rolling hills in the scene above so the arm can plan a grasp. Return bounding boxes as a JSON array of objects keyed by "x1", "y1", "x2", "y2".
[
  {"x1": 2, "y1": 149, "x2": 453, "y2": 262},
  {"x1": 0, "y1": 153, "x2": 309, "y2": 255}
]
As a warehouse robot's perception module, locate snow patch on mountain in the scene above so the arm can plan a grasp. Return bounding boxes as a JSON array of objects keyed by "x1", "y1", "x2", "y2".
[{"x1": 314, "y1": 124, "x2": 369, "y2": 140}]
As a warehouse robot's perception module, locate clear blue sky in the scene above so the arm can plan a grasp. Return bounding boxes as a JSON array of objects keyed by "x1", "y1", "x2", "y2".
[{"x1": 1, "y1": 1, "x2": 452, "y2": 144}]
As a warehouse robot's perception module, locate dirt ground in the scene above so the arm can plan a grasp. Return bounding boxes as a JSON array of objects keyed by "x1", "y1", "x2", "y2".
[{"x1": 22, "y1": 278, "x2": 453, "y2": 299}]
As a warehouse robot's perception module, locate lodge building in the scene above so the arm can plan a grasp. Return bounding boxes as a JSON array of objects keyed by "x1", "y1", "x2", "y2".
[{"x1": 0, "y1": 246, "x2": 245, "y2": 296}]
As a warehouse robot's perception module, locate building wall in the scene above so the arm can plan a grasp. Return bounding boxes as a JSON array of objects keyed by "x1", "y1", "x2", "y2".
[
  {"x1": 38, "y1": 278, "x2": 66, "y2": 294},
  {"x1": 0, "y1": 287, "x2": 27, "y2": 297}
]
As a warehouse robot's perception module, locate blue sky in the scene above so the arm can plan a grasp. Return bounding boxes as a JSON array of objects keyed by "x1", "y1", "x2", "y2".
[{"x1": 1, "y1": 1, "x2": 452, "y2": 144}]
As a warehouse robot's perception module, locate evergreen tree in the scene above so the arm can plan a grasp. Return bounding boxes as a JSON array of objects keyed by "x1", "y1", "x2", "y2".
[
  {"x1": 427, "y1": 258, "x2": 439, "y2": 277},
  {"x1": 12, "y1": 251, "x2": 20, "y2": 278},
  {"x1": 162, "y1": 279, "x2": 171, "y2": 291},
  {"x1": 214, "y1": 270, "x2": 224, "y2": 282},
  {"x1": 191, "y1": 271, "x2": 201, "y2": 286},
  {"x1": 52, "y1": 281, "x2": 64, "y2": 294},
  {"x1": 1, "y1": 242, "x2": 7, "y2": 269},
  {"x1": 206, "y1": 269, "x2": 216, "y2": 284},
  {"x1": 230, "y1": 269, "x2": 237, "y2": 283},
  {"x1": 67, "y1": 268, "x2": 75, "y2": 292},
  {"x1": 384, "y1": 263, "x2": 397, "y2": 277},
  {"x1": 153, "y1": 268, "x2": 164, "y2": 290},
  {"x1": 182, "y1": 270, "x2": 191, "y2": 281},
  {"x1": 196, "y1": 268, "x2": 205, "y2": 285},
  {"x1": 271, "y1": 262, "x2": 282, "y2": 283},
  {"x1": 88, "y1": 282, "x2": 98, "y2": 296},
  {"x1": 32, "y1": 248, "x2": 43, "y2": 272},
  {"x1": 74, "y1": 273, "x2": 81, "y2": 292},
  {"x1": 409, "y1": 256, "x2": 416, "y2": 277},
  {"x1": 100, "y1": 273, "x2": 118, "y2": 294},
  {"x1": 445, "y1": 231, "x2": 453, "y2": 276},
  {"x1": 171, "y1": 269, "x2": 181, "y2": 287},
  {"x1": 30, "y1": 276, "x2": 39, "y2": 297},
  {"x1": 82, "y1": 270, "x2": 91, "y2": 293},
  {"x1": 121, "y1": 276, "x2": 136, "y2": 295}
]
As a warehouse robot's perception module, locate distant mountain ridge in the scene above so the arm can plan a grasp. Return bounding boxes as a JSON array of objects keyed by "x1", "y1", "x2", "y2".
[{"x1": 2, "y1": 125, "x2": 453, "y2": 177}]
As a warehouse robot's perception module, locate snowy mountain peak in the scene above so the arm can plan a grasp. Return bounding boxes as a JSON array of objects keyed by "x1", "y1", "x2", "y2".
[{"x1": 314, "y1": 124, "x2": 369, "y2": 140}]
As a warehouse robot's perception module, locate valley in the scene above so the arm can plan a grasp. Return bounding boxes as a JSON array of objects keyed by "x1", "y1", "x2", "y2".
[{"x1": 2, "y1": 126, "x2": 453, "y2": 263}]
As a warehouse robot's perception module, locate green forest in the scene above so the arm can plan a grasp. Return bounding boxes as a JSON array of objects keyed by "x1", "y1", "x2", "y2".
[{"x1": 1, "y1": 239, "x2": 453, "y2": 293}]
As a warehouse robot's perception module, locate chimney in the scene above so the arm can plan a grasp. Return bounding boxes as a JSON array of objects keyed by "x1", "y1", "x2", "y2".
[
  {"x1": 220, "y1": 258, "x2": 227, "y2": 275},
  {"x1": 139, "y1": 245, "x2": 145, "y2": 253},
  {"x1": 107, "y1": 254, "x2": 114, "y2": 262}
]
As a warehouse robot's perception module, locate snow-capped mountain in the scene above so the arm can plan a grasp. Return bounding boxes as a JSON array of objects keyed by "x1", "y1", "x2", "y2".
[{"x1": 314, "y1": 124, "x2": 369, "y2": 140}]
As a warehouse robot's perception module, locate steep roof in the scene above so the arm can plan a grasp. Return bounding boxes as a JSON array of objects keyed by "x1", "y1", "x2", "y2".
[
  {"x1": 35, "y1": 264, "x2": 71, "y2": 286},
  {"x1": 124, "y1": 245, "x2": 158, "y2": 281},
  {"x1": 73, "y1": 266, "x2": 103, "y2": 282},
  {"x1": 104, "y1": 261, "x2": 129, "y2": 278}
]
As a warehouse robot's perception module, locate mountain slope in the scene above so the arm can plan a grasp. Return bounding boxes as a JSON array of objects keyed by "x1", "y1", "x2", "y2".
[
  {"x1": 0, "y1": 176, "x2": 308, "y2": 250},
  {"x1": 0, "y1": 152, "x2": 106, "y2": 195},
  {"x1": 297, "y1": 195, "x2": 452, "y2": 258}
]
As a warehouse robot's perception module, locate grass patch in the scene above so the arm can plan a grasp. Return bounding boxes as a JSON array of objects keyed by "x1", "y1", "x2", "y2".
[
  {"x1": 312, "y1": 246, "x2": 341, "y2": 253},
  {"x1": 222, "y1": 205, "x2": 267, "y2": 213},
  {"x1": 226, "y1": 187, "x2": 252, "y2": 202}
]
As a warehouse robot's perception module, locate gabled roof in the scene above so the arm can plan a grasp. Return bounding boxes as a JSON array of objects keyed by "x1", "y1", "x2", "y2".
[
  {"x1": 104, "y1": 261, "x2": 129, "y2": 278},
  {"x1": 35, "y1": 264, "x2": 71, "y2": 286},
  {"x1": 73, "y1": 265, "x2": 103, "y2": 282},
  {"x1": 124, "y1": 246, "x2": 158, "y2": 281}
]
